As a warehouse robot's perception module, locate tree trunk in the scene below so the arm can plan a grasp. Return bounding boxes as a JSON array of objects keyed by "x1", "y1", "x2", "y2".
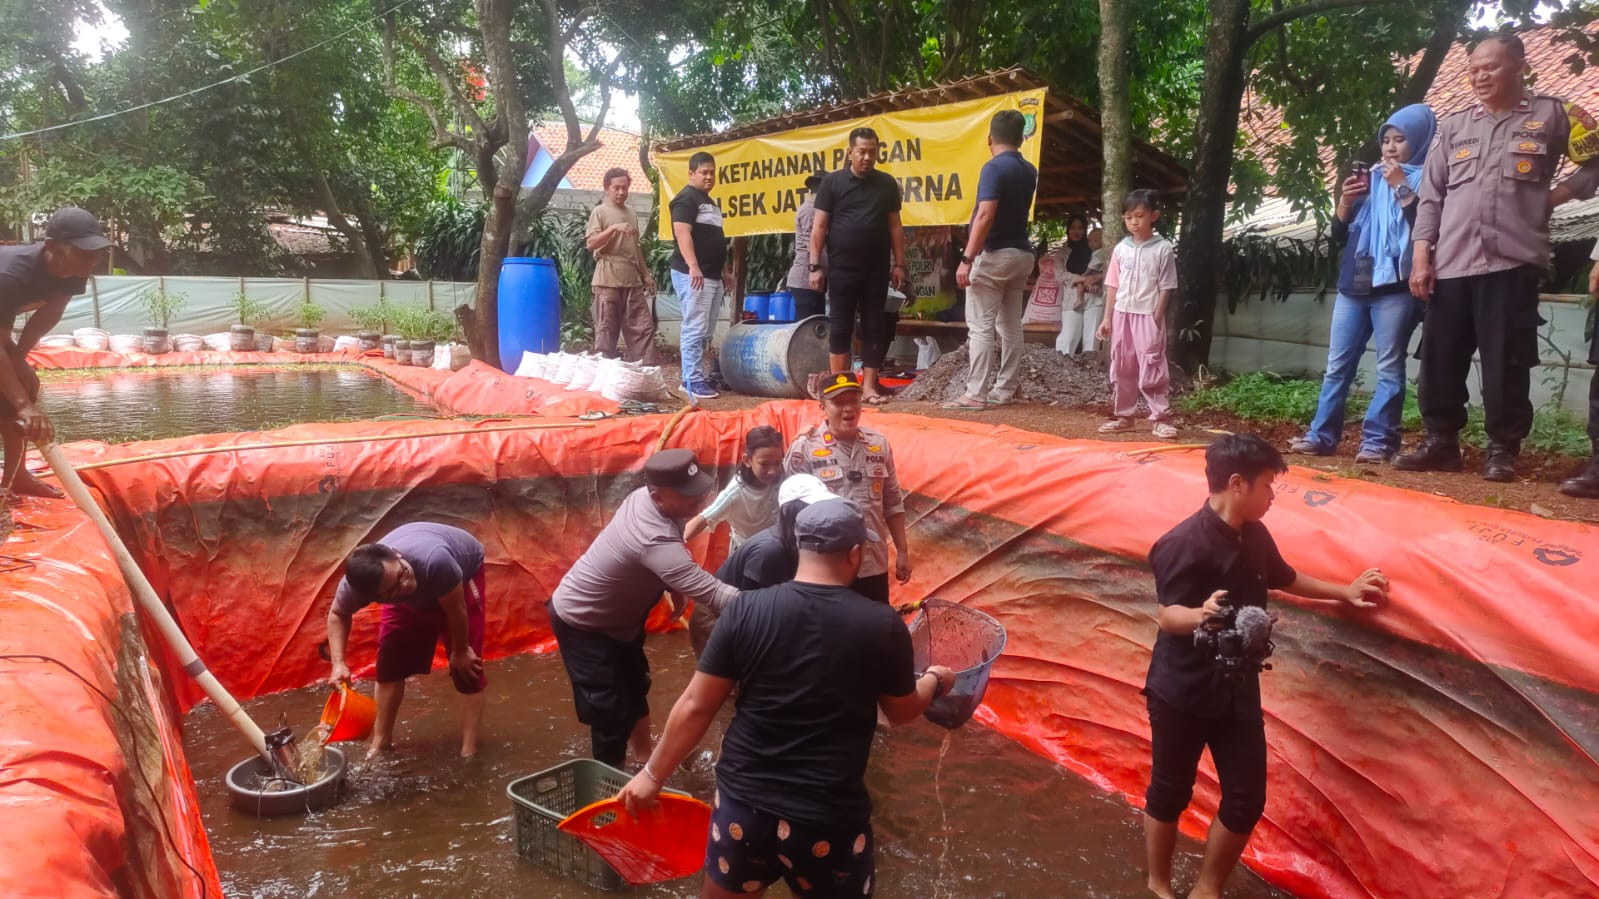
[
  {"x1": 312, "y1": 171, "x2": 381, "y2": 279},
  {"x1": 1173, "y1": 0, "x2": 1253, "y2": 372},
  {"x1": 1097, "y1": 0, "x2": 1132, "y2": 246}
]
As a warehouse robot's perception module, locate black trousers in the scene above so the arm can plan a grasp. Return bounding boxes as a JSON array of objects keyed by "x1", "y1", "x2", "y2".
[
  {"x1": 547, "y1": 605, "x2": 650, "y2": 768},
  {"x1": 792, "y1": 287, "x2": 826, "y2": 321},
  {"x1": 1587, "y1": 326, "x2": 1599, "y2": 442},
  {"x1": 827, "y1": 252, "x2": 893, "y2": 369},
  {"x1": 1418, "y1": 266, "x2": 1542, "y2": 449},
  {"x1": 1144, "y1": 695, "x2": 1267, "y2": 834}
]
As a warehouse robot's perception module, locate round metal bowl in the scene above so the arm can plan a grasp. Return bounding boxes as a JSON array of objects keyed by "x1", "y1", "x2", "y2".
[{"x1": 224, "y1": 746, "x2": 348, "y2": 817}]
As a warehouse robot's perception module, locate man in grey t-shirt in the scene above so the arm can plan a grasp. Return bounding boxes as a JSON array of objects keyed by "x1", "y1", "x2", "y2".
[
  {"x1": 548, "y1": 448, "x2": 737, "y2": 767},
  {"x1": 326, "y1": 522, "x2": 487, "y2": 759}
]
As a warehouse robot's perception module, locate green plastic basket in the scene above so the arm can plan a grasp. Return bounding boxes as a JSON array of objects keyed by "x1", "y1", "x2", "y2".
[{"x1": 507, "y1": 758, "x2": 689, "y2": 891}]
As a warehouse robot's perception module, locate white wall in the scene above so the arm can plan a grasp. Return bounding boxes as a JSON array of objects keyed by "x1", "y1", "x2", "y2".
[{"x1": 1212, "y1": 289, "x2": 1595, "y2": 412}]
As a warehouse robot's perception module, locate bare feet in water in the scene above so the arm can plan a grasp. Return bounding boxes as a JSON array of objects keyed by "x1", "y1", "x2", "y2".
[
  {"x1": 365, "y1": 741, "x2": 394, "y2": 762},
  {"x1": 1147, "y1": 878, "x2": 1176, "y2": 899}
]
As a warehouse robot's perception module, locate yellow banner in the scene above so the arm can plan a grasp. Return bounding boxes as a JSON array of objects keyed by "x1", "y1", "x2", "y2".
[{"x1": 654, "y1": 88, "x2": 1047, "y2": 239}]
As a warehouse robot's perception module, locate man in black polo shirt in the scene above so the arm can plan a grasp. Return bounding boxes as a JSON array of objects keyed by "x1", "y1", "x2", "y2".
[
  {"x1": 949, "y1": 109, "x2": 1038, "y2": 410},
  {"x1": 1142, "y1": 434, "x2": 1387, "y2": 899},
  {"x1": 618, "y1": 498, "x2": 954, "y2": 898},
  {"x1": 809, "y1": 128, "x2": 907, "y2": 405},
  {"x1": 1, "y1": 208, "x2": 111, "y2": 500},
  {"x1": 670, "y1": 151, "x2": 732, "y2": 401}
]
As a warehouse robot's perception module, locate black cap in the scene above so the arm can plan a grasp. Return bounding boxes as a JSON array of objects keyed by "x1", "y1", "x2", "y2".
[
  {"x1": 795, "y1": 498, "x2": 879, "y2": 553},
  {"x1": 819, "y1": 371, "x2": 862, "y2": 398},
  {"x1": 643, "y1": 448, "x2": 715, "y2": 496},
  {"x1": 45, "y1": 207, "x2": 113, "y2": 252}
]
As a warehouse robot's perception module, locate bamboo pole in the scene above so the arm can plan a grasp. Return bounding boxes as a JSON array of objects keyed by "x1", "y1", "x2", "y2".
[{"x1": 35, "y1": 441, "x2": 271, "y2": 763}]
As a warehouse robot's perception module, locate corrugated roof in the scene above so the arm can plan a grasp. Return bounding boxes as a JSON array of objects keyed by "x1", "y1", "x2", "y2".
[
  {"x1": 533, "y1": 123, "x2": 648, "y2": 192},
  {"x1": 650, "y1": 67, "x2": 1188, "y2": 218}
]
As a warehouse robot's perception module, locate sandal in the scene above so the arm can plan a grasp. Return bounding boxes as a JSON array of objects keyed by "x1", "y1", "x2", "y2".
[
  {"x1": 940, "y1": 396, "x2": 988, "y2": 410},
  {"x1": 863, "y1": 393, "x2": 892, "y2": 406},
  {"x1": 1098, "y1": 417, "x2": 1133, "y2": 433},
  {"x1": 1152, "y1": 422, "x2": 1179, "y2": 439}
]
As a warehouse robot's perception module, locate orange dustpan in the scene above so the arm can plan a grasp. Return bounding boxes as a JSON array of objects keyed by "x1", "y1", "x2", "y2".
[{"x1": 557, "y1": 794, "x2": 712, "y2": 884}]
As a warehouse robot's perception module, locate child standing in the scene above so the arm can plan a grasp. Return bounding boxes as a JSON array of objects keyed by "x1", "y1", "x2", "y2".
[
  {"x1": 1097, "y1": 191, "x2": 1179, "y2": 439},
  {"x1": 684, "y1": 425, "x2": 785, "y2": 548}
]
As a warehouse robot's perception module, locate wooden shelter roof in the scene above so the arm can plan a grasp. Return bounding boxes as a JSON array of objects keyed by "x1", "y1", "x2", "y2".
[{"x1": 654, "y1": 67, "x2": 1188, "y2": 219}]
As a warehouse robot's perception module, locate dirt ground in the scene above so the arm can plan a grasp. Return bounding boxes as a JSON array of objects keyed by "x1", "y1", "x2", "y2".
[{"x1": 663, "y1": 350, "x2": 1599, "y2": 525}]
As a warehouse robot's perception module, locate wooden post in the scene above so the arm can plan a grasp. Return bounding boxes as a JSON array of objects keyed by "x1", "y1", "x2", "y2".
[
  {"x1": 89, "y1": 277, "x2": 101, "y2": 329},
  {"x1": 426, "y1": 279, "x2": 434, "y2": 311},
  {"x1": 730, "y1": 236, "x2": 748, "y2": 327}
]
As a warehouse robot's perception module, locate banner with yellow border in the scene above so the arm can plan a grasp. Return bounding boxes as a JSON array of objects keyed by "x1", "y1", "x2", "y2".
[{"x1": 654, "y1": 88, "x2": 1047, "y2": 239}]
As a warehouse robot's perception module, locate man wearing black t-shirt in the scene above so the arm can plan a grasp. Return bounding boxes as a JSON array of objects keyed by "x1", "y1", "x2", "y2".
[
  {"x1": 670, "y1": 151, "x2": 732, "y2": 401},
  {"x1": 809, "y1": 128, "x2": 907, "y2": 405},
  {"x1": 1142, "y1": 434, "x2": 1387, "y2": 899},
  {"x1": 1, "y1": 208, "x2": 111, "y2": 500},
  {"x1": 620, "y1": 498, "x2": 953, "y2": 898}
]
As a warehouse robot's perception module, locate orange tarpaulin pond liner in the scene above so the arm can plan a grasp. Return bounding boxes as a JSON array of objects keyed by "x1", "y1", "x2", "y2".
[{"x1": 3, "y1": 397, "x2": 1597, "y2": 898}]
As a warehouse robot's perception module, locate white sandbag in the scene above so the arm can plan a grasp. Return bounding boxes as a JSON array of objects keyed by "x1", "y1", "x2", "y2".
[
  {"x1": 173, "y1": 334, "x2": 205, "y2": 353},
  {"x1": 333, "y1": 335, "x2": 360, "y2": 352},
  {"x1": 430, "y1": 343, "x2": 469, "y2": 371},
  {"x1": 565, "y1": 354, "x2": 603, "y2": 391},
  {"x1": 603, "y1": 364, "x2": 676, "y2": 403},
  {"x1": 588, "y1": 358, "x2": 629, "y2": 397},
  {"x1": 547, "y1": 353, "x2": 579, "y2": 386},
  {"x1": 273, "y1": 337, "x2": 293, "y2": 353},
  {"x1": 914, "y1": 337, "x2": 942, "y2": 370},
  {"x1": 203, "y1": 332, "x2": 233, "y2": 352},
  {"x1": 318, "y1": 335, "x2": 336, "y2": 353},
  {"x1": 513, "y1": 351, "x2": 548, "y2": 379},
  {"x1": 37, "y1": 335, "x2": 77, "y2": 348},
  {"x1": 110, "y1": 335, "x2": 145, "y2": 354},
  {"x1": 73, "y1": 327, "x2": 111, "y2": 351}
]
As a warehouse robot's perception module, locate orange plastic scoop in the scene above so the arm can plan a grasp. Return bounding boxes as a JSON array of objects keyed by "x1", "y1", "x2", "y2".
[{"x1": 557, "y1": 794, "x2": 712, "y2": 884}]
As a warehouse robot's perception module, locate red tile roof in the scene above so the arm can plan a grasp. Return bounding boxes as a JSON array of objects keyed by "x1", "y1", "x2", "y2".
[
  {"x1": 1241, "y1": 22, "x2": 1599, "y2": 174},
  {"x1": 533, "y1": 123, "x2": 647, "y2": 192}
]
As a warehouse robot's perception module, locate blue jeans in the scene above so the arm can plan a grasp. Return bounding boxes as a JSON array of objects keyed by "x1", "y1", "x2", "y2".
[
  {"x1": 1303, "y1": 291, "x2": 1422, "y2": 454},
  {"x1": 671, "y1": 269, "x2": 725, "y2": 384}
]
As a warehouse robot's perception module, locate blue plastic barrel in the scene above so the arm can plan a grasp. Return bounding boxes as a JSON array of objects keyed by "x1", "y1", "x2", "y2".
[
  {"x1": 719, "y1": 316, "x2": 830, "y2": 398},
  {"x1": 743, "y1": 292, "x2": 771, "y2": 322},
  {"x1": 497, "y1": 257, "x2": 560, "y2": 372},
  {"x1": 769, "y1": 291, "x2": 795, "y2": 323}
]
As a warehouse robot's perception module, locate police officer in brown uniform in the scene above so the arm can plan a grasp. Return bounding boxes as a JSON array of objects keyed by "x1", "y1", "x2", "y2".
[
  {"x1": 784, "y1": 371, "x2": 911, "y2": 603},
  {"x1": 1400, "y1": 34, "x2": 1599, "y2": 481}
]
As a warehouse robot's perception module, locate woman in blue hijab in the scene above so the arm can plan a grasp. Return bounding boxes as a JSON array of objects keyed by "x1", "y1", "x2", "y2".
[{"x1": 1291, "y1": 103, "x2": 1436, "y2": 463}]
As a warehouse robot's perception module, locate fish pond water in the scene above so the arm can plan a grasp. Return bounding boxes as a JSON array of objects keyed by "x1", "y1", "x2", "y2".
[
  {"x1": 183, "y1": 641, "x2": 1291, "y2": 898},
  {"x1": 42, "y1": 367, "x2": 436, "y2": 443}
]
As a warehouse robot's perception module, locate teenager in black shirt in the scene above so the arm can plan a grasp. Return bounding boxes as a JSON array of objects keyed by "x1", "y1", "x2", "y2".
[{"x1": 1143, "y1": 434, "x2": 1388, "y2": 899}]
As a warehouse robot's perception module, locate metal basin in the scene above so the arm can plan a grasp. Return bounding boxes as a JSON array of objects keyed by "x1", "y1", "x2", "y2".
[{"x1": 224, "y1": 746, "x2": 348, "y2": 817}]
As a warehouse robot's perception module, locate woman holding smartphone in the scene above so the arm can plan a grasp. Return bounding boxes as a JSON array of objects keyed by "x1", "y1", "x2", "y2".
[{"x1": 1290, "y1": 103, "x2": 1436, "y2": 464}]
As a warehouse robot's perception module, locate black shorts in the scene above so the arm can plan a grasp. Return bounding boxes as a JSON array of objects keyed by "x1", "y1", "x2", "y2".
[
  {"x1": 547, "y1": 605, "x2": 651, "y2": 731},
  {"x1": 1143, "y1": 694, "x2": 1267, "y2": 834},
  {"x1": 705, "y1": 788, "x2": 875, "y2": 897}
]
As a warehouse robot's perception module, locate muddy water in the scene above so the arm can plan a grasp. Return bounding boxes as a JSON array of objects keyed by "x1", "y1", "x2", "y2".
[
  {"x1": 43, "y1": 368, "x2": 435, "y2": 443},
  {"x1": 183, "y1": 641, "x2": 1291, "y2": 898}
]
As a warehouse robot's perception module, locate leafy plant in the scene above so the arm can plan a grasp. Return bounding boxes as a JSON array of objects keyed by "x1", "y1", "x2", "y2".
[
  {"x1": 389, "y1": 305, "x2": 428, "y2": 340},
  {"x1": 295, "y1": 303, "x2": 325, "y2": 331},
  {"x1": 414, "y1": 198, "x2": 486, "y2": 282},
  {"x1": 351, "y1": 301, "x2": 398, "y2": 334},
  {"x1": 136, "y1": 288, "x2": 186, "y2": 330},
  {"x1": 231, "y1": 290, "x2": 271, "y2": 327}
]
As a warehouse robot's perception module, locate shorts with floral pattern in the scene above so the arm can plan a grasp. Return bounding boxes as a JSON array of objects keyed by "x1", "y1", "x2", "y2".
[{"x1": 704, "y1": 787, "x2": 875, "y2": 897}]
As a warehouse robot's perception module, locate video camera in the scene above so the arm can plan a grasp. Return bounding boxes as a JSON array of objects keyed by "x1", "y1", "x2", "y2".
[{"x1": 1192, "y1": 594, "x2": 1276, "y2": 680}]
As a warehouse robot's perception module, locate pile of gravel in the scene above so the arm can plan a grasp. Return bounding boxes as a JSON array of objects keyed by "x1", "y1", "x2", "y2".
[{"x1": 896, "y1": 344, "x2": 1191, "y2": 406}]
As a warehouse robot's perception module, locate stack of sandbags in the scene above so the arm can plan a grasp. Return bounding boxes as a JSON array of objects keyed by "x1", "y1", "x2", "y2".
[
  {"x1": 173, "y1": 334, "x2": 206, "y2": 353},
  {"x1": 546, "y1": 353, "x2": 580, "y2": 386},
  {"x1": 203, "y1": 333, "x2": 233, "y2": 352},
  {"x1": 333, "y1": 335, "x2": 360, "y2": 352},
  {"x1": 110, "y1": 335, "x2": 145, "y2": 354},
  {"x1": 73, "y1": 328, "x2": 111, "y2": 351}
]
